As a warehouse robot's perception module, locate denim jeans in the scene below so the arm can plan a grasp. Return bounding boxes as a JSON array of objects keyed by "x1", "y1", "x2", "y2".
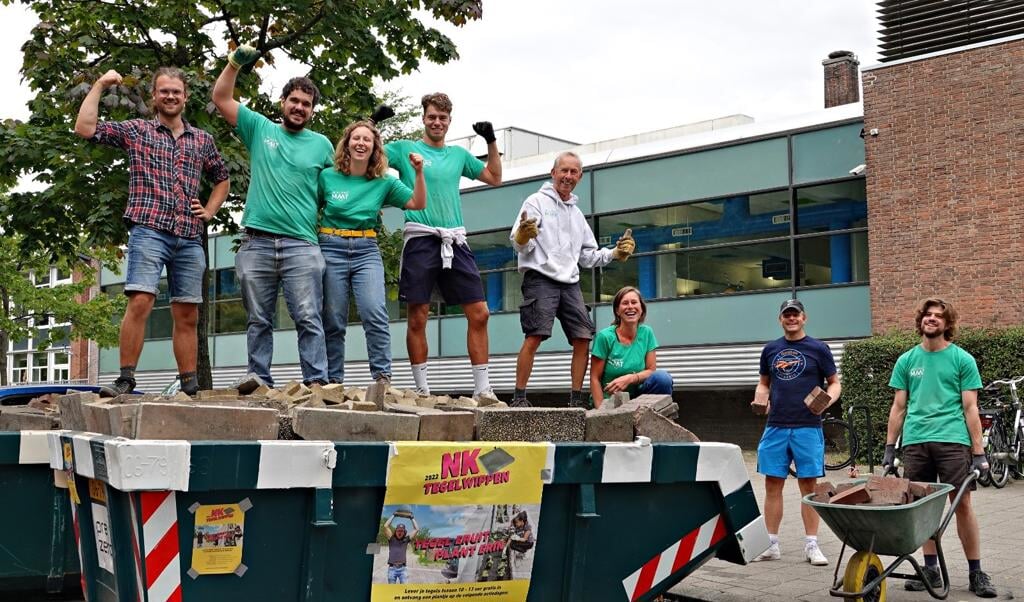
[
  {"x1": 125, "y1": 225, "x2": 205, "y2": 303},
  {"x1": 320, "y1": 235, "x2": 392, "y2": 382},
  {"x1": 234, "y1": 234, "x2": 327, "y2": 385},
  {"x1": 387, "y1": 565, "x2": 407, "y2": 584},
  {"x1": 638, "y1": 369, "x2": 674, "y2": 394}
]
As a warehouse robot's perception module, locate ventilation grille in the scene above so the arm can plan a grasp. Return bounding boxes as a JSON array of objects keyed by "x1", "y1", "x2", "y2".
[{"x1": 878, "y1": 0, "x2": 1024, "y2": 62}]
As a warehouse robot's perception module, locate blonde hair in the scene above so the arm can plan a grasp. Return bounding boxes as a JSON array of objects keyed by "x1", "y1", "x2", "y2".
[{"x1": 334, "y1": 121, "x2": 388, "y2": 179}]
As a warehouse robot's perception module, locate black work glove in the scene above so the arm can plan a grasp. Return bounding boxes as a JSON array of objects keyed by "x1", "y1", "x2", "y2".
[
  {"x1": 881, "y1": 444, "x2": 896, "y2": 473},
  {"x1": 972, "y1": 453, "x2": 990, "y2": 479},
  {"x1": 472, "y1": 121, "x2": 496, "y2": 144},
  {"x1": 370, "y1": 104, "x2": 395, "y2": 124}
]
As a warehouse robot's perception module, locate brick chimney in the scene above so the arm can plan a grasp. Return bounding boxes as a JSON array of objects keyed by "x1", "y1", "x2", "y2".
[{"x1": 822, "y1": 50, "x2": 860, "y2": 108}]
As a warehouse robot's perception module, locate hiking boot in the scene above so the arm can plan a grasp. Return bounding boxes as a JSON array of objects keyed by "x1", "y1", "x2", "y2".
[
  {"x1": 969, "y1": 570, "x2": 997, "y2": 598},
  {"x1": 510, "y1": 396, "x2": 532, "y2": 408},
  {"x1": 752, "y1": 542, "x2": 780, "y2": 562},
  {"x1": 474, "y1": 388, "x2": 501, "y2": 406},
  {"x1": 905, "y1": 565, "x2": 941, "y2": 591},
  {"x1": 568, "y1": 390, "x2": 589, "y2": 408},
  {"x1": 99, "y1": 376, "x2": 136, "y2": 398},
  {"x1": 805, "y1": 541, "x2": 828, "y2": 566}
]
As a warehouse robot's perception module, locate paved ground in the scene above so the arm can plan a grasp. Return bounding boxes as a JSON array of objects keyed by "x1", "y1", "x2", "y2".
[{"x1": 670, "y1": 452, "x2": 1024, "y2": 602}]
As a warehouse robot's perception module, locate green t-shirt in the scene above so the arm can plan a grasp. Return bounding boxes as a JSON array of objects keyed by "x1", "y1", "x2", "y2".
[
  {"x1": 384, "y1": 139, "x2": 484, "y2": 228},
  {"x1": 318, "y1": 170, "x2": 412, "y2": 231},
  {"x1": 591, "y1": 324, "x2": 659, "y2": 397},
  {"x1": 235, "y1": 105, "x2": 333, "y2": 243},
  {"x1": 889, "y1": 343, "x2": 981, "y2": 447}
]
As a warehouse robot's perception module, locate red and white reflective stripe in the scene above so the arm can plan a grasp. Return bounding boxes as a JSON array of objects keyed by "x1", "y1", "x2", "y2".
[
  {"x1": 128, "y1": 494, "x2": 146, "y2": 602},
  {"x1": 69, "y1": 498, "x2": 88, "y2": 602},
  {"x1": 135, "y1": 491, "x2": 182, "y2": 602},
  {"x1": 622, "y1": 514, "x2": 727, "y2": 602}
]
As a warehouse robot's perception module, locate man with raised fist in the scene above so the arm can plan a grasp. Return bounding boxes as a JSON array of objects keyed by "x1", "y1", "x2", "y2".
[
  {"x1": 384, "y1": 92, "x2": 503, "y2": 401},
  {"x1": 510, "y1": 151, "x2": 634, "y2": 407},
  {"x1": 213, "y1": 45, "x2": 334, "y2": 387}
]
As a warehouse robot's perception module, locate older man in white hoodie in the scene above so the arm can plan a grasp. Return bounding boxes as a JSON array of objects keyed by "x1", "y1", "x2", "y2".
[{"x1": 510, "y1": 151, "x2": 635, "y2": 407}]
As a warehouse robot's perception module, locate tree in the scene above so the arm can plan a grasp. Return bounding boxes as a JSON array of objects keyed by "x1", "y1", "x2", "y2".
[
  {"x1": 0, "y1": 0, "x2": 482, "y2": 386},
  {"x1": 0, "y1": 232, "x2": 125, "y2": 385}
]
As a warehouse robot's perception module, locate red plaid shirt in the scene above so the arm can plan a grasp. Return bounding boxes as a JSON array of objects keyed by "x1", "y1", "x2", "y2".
[{"x1": 91, "y1": 119, "x2": 229, "y2": 239}]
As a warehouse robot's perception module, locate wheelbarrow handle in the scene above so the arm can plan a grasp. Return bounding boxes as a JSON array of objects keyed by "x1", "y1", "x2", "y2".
[{"x1": 935, "y1": 469, "x2": 979, "y2": 541}]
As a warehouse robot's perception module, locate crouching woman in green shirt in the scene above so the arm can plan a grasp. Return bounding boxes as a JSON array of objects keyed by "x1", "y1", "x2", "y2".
[
  {"x1": 590, "y1": 286, "x2": 674, "y2": 408},
  {"x1": 319, "y1": 121, "x2": 425, "y2": 385}
]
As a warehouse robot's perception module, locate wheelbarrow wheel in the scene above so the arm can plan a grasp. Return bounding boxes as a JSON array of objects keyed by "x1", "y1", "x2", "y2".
[{"x1": 843, "y1": 551, "x2": 887, "y2": 602}]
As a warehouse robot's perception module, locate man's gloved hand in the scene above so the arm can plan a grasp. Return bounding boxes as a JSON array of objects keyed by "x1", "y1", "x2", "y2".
[
  {"x1": 972, "y1": 453, "x2": 990, "y2": 479},
  {"x1": 881, "y1": 444, "x2": 896, "y2": 474},
  {"x1": 228, "y1": 44, "x2": 260, "y2": 69},
  {"x1": 472, "y1": 121, "x2": 496, "y2": 144},
  {"x1": 612, "y1": 228, "x2": 635, "y2": 261},
  {"x1": 514, "y1": 211, "x2": 539, "y2": 245},
  {"x1": 370, "y1": 104, "x2": 395, "y2": 124}
]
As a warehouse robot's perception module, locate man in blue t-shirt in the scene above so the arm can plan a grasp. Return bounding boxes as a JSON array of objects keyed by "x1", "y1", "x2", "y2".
[{"x1": 751, "y1": 299, "x2": 840, "y2": 566}]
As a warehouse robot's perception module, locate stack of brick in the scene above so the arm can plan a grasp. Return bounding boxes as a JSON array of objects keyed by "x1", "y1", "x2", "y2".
[
  {"x1": 0, "y1": 393, "x2": 61, "y2": 430},
  {"x1": 812, "y1": 476, "x2": 936, "y2": 506},
  {"x1": 584, "y1": 393, "x2": 697, "y2": 443}
]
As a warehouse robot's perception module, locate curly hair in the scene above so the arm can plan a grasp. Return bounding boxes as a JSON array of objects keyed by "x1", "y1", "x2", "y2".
[
  {"x1": 334, "y1": 121, "x2": 388, "y2": 179},
  {"x1": 914, "y1": 297, "x2": 959, "y2": 341},
  {"x1": 611, "y1": 286, "x2": 647, "y2": 326},
  {"x1": 421, "y1": 92, "x2": 453, "y2": 114},
  {"x1": 281, "y1": 77, "x2": 320, "y2": 107}
]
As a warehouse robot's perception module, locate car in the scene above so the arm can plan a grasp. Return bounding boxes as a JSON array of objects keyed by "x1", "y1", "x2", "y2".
[{"x1": 0, "y1": 383, "x2": 138, "y2": 406}]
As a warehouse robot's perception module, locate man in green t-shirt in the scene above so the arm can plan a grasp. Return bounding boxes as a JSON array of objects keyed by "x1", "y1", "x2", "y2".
[
  {"x1": 884, "y1": 297, "x2": 995, "y2": 598},
  {"x1": 384, "y1": 92, "x2": 503, "y2": 400},
  {"x1": 212, "y1": 45, "x2": 334, "y2": 387}
]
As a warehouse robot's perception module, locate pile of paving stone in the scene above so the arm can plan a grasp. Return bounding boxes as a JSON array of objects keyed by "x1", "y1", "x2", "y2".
[
  {"x1": 812, "y1": 475, "x2": 936, "y2": 506},
  {"x1": 0, "y1": 376, "x2": 699, "y2": 443}
]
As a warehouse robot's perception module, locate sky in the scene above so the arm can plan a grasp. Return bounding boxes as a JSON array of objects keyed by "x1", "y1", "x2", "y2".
[{"x1": 0, "y1": 1, "x2": 881, "y2": 144}]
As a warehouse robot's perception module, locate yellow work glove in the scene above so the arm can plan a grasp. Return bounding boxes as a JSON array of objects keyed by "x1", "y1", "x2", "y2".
[
  {"x1": 228, "y1": 44, "x2": 260, "y2": 69},
  {"x1": 612, "y1": 228, "x2": 635, "y2": 261},
  {"x1": 514, "y1": 211, "x2": 539, "y2": 245}
]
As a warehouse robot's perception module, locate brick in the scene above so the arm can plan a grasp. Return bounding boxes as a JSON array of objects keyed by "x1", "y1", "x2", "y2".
[
  {"x1": 292, "y1": 408, "x2": 419, "y2": 441},
  {"x1": 608, "y1": 392, "x2": 631, "y2": 408},
  {"x1": 909, "y1": 481, "x2": 932, "y2": 500},
  {"x1": 134, "y1": 403, "x2": 280, "y2": 440},
  {"x1": 803, "y1": 386, "x2": 831, "y2": 415},
  {"x1": 81, "y1": 402, "x2": 139, "y2": 437},
  {"x1": 829, "y1": 484, "x2": 871, "y2": 506},
  {"x1": 195, "y1": 389, "x2": 241, "y2": 400},
  {"x1": 474, "y1": 407, "x2": 585, "y2": 442},
  {"x1": 365, "y1": 383, "x2": 387, "y2": 409},
  {"x1": 750, "y1": 397, "x2": 769, "y2": 416},
  {"x1": 585, "y1": 407, "x2": 635, "y2": 442},
  {"x1": 418, "y1": 411, "x2": 476, "y2": 441},
  {"x1": 282, "y1": 381, "x2": 310, "y2": 399},
  {"x1": 633, "y1": 394, "x2": 674, "y2": 414},
  {"x1": 56, "y1": 392, "x2": 101, "y2": 431},
  {"x1": 633, "y1": 407, "x2": 699, "y2": 443},
  {"x1": 812, "y1": 482, "x2": 836, "y2": 503},
  {"x1": 232, "y1": 374, "x2": 267, "y2": 395},
  {"x1": 0, "y1": 407, "x2": 60, "y2": 430}
]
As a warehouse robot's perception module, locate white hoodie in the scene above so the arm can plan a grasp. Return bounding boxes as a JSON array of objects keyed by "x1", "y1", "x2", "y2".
[{"x1": 510, "y1": 181, "x2": 614, "y2": 284}]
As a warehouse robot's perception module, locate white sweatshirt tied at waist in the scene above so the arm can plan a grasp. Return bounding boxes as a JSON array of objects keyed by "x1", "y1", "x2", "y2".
[{"x1": 403, "y1": 221, "x2": 468, "y2": 269}]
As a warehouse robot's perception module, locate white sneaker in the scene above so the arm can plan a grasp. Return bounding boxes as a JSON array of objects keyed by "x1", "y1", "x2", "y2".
[
  {"x1": 805, "y1": 542, "x2": 828, "y2": 566},
  {"x1": 474, "y1": 388, "x2": 501, "y2": 406},
  {"x1": 752, "y1": 543, "x2": 780, "y2": 561}
]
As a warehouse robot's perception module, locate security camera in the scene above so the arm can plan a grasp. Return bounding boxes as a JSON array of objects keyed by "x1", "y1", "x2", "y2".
[{"x1": 849, "y1": 164, "x2": 866, "y2": 176}]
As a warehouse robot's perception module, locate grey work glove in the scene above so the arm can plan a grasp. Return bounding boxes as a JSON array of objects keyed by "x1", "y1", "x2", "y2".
[
  {"x1": 972, "y1": 453, "x2": 990, "y2": 479},
  {"x1": 881, "y1": 444, "x2": 896, "y2": 474}
]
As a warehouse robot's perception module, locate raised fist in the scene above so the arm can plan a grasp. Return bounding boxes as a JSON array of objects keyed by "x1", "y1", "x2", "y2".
[
  {"x1": 228, "y1": 44, "x2": 260, "y2": 69},
  {"x1": 97, "y1": 70, "x2": 123, "y2": 88},
  {"x1": 409, "y1": 152, "x2": 424, "y2": 171},
  {"x1": 472, "y1": 121, "x2": 496, "y2": 144}
]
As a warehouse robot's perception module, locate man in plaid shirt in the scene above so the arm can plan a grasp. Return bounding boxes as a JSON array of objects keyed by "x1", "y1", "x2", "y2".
[{"x1": 75, "y1": 67, "x2": 230, "y2": 396}]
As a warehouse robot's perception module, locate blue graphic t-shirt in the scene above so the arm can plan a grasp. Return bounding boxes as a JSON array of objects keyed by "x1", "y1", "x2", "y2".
[{"x1": 759, "y1": 335, "x2": 837, "y2": 428}]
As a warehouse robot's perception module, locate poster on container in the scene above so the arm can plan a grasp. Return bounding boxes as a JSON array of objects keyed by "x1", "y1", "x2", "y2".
[{"x1": 370, "y1": 442, "x2": 553, "y2": 602}]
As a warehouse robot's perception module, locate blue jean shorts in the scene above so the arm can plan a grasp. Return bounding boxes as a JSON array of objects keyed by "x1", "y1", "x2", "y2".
[
  {"x1": 757, "y1": 425, "x2": 825, "y2": 478},
  {"x1": 124, "y1": 224, "x2": 205, "y2": 303}
]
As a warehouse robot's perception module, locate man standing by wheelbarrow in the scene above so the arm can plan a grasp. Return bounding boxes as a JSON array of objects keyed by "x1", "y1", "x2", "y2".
[
  {"x1": 884, "y1": 298, "x2": 996, "y2": 598},
  {"x1": 751, "y1": 299, "x2": 841, "y2": 566}
]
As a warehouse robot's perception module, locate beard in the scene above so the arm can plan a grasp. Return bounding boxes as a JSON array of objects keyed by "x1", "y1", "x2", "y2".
[
  {"x1": 153, "y1": 102, "x2": 184, "y2": 119},
  {"x1": 283, "y1": 112, "x2": 308, "y2": 132},
  {"x1": 923, "y1": 326, "x2": 944, "y2": 339}
]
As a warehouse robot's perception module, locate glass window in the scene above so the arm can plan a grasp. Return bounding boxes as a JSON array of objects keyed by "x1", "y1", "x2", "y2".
[
  {"x1": 795, "y1": 180, "x2": 867, "y2": 235},
  {"x1": 147, "y1": 307, "x2": 173, "y2": 339},
  {"x1": 215, "y1": 269, "x2": 241, "y2": 300},
  {"x1": 214, "y1": 300, "x2": 248, "y2": 334},
  {"x1": 797, "y1": 232, "x2": 869, "y2": 286},
  {"x1": 10, "y1": 353, "x2": 29, "y2": 383},
  {"x1": 34, "y1": 270, "x2": 50, "y2": 287},
  {"x1": 596, "y1": 190, "x2": 791, "y2": 252},
  {"x1": 274, "y1": 295, "x2": 295, "y2": 330},
  {"x1": 57, "y1": 268, "x2": 73, "y2": 282},
  {"x1": 31, "y1": 352, "x2": 49, "y2": 381},
  {"x1": 468, "y1": 230, "x2": 517, "y2": 272}
]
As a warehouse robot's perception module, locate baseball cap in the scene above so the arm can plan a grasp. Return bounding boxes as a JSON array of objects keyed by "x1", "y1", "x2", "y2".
[{"x1": 779, "y1": 299, "x2": 805, "y2": 315}]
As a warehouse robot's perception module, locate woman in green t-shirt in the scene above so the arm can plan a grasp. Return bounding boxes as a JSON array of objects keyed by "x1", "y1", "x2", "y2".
[
  {"x1": 589, "y1": 286, "x2": 674, "y2": 408},
  {"x1": 319, "y1": 121, "x2": 425, "y2": 385}
]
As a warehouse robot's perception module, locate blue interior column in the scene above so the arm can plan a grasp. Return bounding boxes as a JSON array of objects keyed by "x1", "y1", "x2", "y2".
[{"x1": 829, "y1": 219, "x2": 852, "y2": 283}]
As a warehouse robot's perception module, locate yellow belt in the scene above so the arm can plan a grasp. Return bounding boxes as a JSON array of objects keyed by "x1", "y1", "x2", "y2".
[{"x1": 319, "y1": 227, "x2": 377, "y2": 238}]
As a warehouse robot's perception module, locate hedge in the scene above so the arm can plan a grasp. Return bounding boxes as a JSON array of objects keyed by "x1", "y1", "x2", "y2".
[{"x1": 840, "y1": 327, "x2": 1024, "y2": 465}]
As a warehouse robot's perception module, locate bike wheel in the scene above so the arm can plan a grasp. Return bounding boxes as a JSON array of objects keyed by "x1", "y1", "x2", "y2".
[
  {"x1": 989, "y1": 423, "x2": 1010, "y2": 489},
  {"x1": 823, "y1": 418, "x2": 857, "y2": 471}
]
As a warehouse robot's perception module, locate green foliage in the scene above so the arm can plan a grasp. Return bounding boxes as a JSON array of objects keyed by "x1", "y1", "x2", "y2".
[
  {"x1": 0, "y1": 233, "x2": 125, "y2": 385},
  {"x1": 841, "y1": 327, "x2": 1024, "y2": 464}
]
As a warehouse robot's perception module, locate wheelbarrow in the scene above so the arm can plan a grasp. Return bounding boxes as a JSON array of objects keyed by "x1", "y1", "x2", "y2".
[{"x1": 802, "y1": 471, "x2": 978, "y2": 601}]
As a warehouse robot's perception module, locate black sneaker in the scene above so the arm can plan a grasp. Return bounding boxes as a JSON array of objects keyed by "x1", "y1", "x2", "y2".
[
  {"x1": 568, "y1": 391, "x2": 589, "y2": 408},
  {"x1": 905, "y1": 565, "x2": 941, "y2": 591},
  {"x1": 969, "y1": 570, "x2": 997, "y2": 598},
  {"x1": 99, "y1": 376, "x2": 136, "y2": 398},
  {"x1": 510, "y1": 397, "x2": 532, "y2": 408}
]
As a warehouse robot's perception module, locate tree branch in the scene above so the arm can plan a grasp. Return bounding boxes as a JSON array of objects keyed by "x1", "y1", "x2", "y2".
[
  {"x1": 264, "y1": 3, "x2": 326, "y2": 53},
  {"x1": 213, "y1": 0, "x2": 239, "y2": 45}
]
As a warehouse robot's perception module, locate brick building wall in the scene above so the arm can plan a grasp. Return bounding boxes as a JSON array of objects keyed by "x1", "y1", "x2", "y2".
[
  {"x1": 70, "y1": 266, "x2": 99, "y2": 383},
  {"x1": 862, "y1": 39, "x2": 1024, "y2": 332}
]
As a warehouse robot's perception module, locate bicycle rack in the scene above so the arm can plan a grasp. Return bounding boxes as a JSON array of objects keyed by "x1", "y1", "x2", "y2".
[{"x1": 845, "y1": 404, "x2": 875, "y2": 474}]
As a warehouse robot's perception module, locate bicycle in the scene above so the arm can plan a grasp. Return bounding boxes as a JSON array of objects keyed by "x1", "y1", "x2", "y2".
[
  {"x1": 788, "y1": 410, "x2": 858, "y2": 477},
  {"x1": 980, "y1": 375, "x2": 1024, "y2": 489}
]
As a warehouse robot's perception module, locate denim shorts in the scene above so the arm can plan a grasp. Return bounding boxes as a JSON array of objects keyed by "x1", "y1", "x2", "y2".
[
  {"x1": 399, "y1": 236, "x2": 484, "y2": 305},
  {"x1": 757, "y1": 425, "x2": 825, "y2": 478},
  {"x1": 124, "y1": 224, "x2": 205, "y2": 303}
]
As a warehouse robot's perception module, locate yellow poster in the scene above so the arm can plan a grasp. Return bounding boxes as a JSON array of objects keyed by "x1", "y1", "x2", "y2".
[
  {"x1": 371, "y1": 442, "x2": 550, "y2": 602},
  {"x1": 190, "y1": 503, "x2": 245, "y2": 575}
]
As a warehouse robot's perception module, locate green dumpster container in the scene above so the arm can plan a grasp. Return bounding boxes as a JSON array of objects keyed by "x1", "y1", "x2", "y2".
[
  {"x1": 58, "y1": 433, "x2": 768, "y2": 602},
  {"x1": 0, "y1": 430, "x2": 81, "y2": 596}
]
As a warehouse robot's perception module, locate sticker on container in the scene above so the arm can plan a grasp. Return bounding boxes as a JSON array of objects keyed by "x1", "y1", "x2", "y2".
[
  {"x1": 190, "y1": 503, "x2": 246, "y2": 576},
  {"x1": 63, "y1": 442, "x2": 80, "y2": 505},
  {"x1": 92, "y1": 502, "x2": 114, "y2": 574}
]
